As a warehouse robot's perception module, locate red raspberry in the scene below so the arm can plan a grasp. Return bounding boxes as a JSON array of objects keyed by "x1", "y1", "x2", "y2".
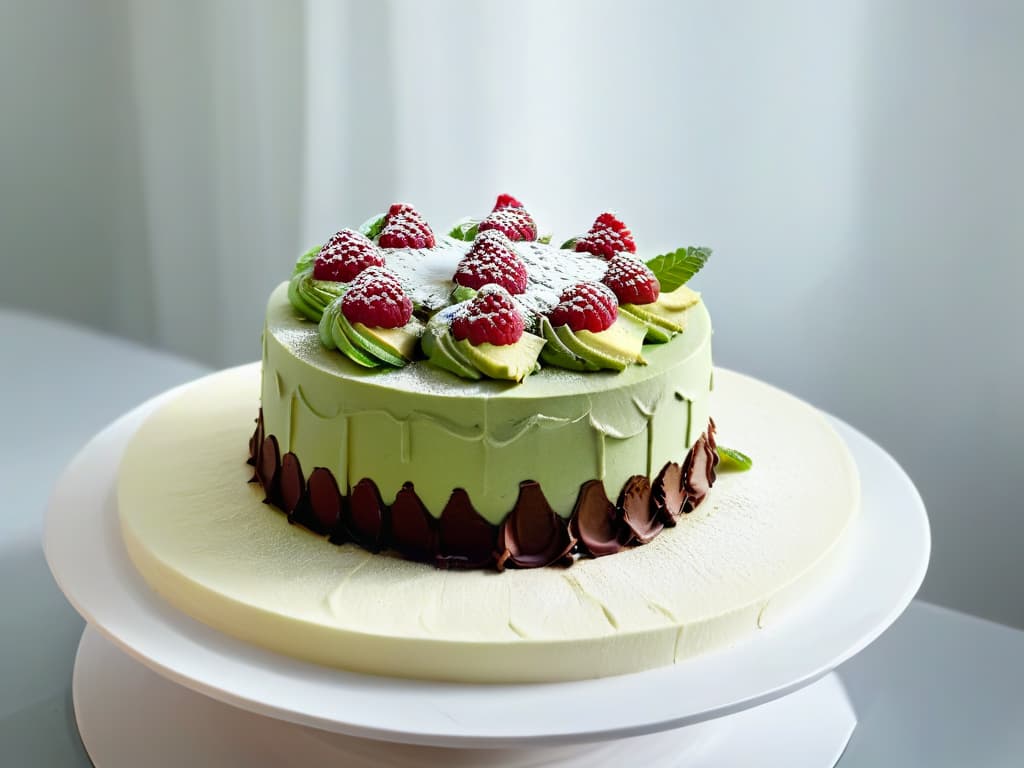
[
  {"x1": 378, "y1": 203, "x2": 436, "y2": 249},
  {"x1": 548, "y1": 282, "x2": 618, "y2": 333},
  {"x1": 453, "y1": 230, "x2": 529, "y2": 294},
  {"x1": 575, "y1": 212, "x2": 636, "y2": 258},
  {"x1": 601, "y1": 253, "x2": 660, "y2": 305},
  {"x1": 478, "y1": 206, "x2": 537, "y2": 242},
  {"x1": 313, "y1": 229, "x2": 385, "y2": 282},
  {"x1": 493, "y1": 193, "x2": 524, "y2": 210},
  {"x1": 341, "y1": 267, "x2": 413, "y2": 329},
  {"x1": 451, "y1": 286, "x2": 525, "y2": 347}
]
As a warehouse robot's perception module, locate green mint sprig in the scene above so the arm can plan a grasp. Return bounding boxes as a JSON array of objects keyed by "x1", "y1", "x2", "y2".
[
  {"x1": 448, "y1": 218, "x2": 480, "y2": 241},
  {"x1": 359, "y1": 213, "x2": 386, "y2": 240},
  {"x1": 716, "y1": 445, "x2": 753, "y2": 471},
  {"x1": 560, "y1": 236, "x2": 579, "y2": 249},
  {"x1": 645, "y1": 247, "x2": 711, "y2": 292}
]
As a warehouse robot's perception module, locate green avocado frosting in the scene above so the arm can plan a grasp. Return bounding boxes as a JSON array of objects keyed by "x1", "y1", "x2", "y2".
[{"x1": 288, "y1": 268, "x2": 346, "y2": 323}]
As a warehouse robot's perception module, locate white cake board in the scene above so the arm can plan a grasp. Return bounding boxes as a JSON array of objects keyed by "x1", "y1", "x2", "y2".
[
  {"x1": 45, "y1": 368, "x2": 929, "y2": 761},
  {"x1": 73, "y1": 625, "x2": 854, "y2": 767}
]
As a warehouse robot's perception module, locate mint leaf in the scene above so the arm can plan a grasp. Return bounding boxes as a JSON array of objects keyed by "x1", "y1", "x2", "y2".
[
  {"x1": 448, "y1": 218, "x2": 480, "y2": 241},
  {"x1": 560, "y1": 236, "x2": 579, "y2": 249},
  {"x1": 645, "y1": 247, "x2": 711, "y2": 291},
  {"x1": 292, "y1": 244, "x2": 321, "y2": 276},
  {"x1": 717, "y1": 446, "x2": 753, "y2": 471},
  {"x1": 359, "y1": 213, "x2": 386, "y2": 240},
  {"x1": 538, "y1": 233, "x2": 553, "y2": 244}
]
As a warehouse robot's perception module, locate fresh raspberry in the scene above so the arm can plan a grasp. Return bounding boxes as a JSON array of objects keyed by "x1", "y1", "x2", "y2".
[
  {"x1": 341, "y1": 267, "x2": 413, "y2": 329},
  {"x1": 453, "y1": 230, "x2": 528, "y2": 294},
  {"x1": 493, "y1": 193, "x2": 524, "y2": 210},
  {"x1": 601, "y1": 253, "x2": 660, "y2": 305},
  {"x1": 378, "y1": 203, "x2": 435, "y2": 249},
  {"x1": 451, "y1": 285, "x2": 525, "y2": 347},
  {"x1": 547, "y1": 282, "x2": 618, "y2": 333},
  {"x1": 313, "y1": 229, "x2": 385, "y2": 282},
  {"x1": 478, "y1": 206, "x2": 537, "y2": 242},
  {"x1": 575, "y1": 212, "x2": 636, "y2": 258}
]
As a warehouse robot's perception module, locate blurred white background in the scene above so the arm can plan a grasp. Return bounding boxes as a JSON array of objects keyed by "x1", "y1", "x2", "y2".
[{"x1": 1, "y1": 0, "x2": 1021, "y2": 628}]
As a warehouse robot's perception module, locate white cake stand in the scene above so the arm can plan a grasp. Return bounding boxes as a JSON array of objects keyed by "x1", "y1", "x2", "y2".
[{"x1": 44, "y1": 375, "x2": 930, "y2": 767}]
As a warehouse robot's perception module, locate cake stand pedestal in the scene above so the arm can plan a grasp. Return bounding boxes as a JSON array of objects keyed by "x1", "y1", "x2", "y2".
[
  {"x1": 46, "y1": 373, "x2": 929, "y2": 767},
  {"x1": 72, "y1": 626, "x2": 854, "y2": 767}
]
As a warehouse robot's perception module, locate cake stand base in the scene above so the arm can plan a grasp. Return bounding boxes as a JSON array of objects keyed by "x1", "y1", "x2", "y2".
[{"x1": 73, "y1": 626, "x2": 854, "y2": 768}]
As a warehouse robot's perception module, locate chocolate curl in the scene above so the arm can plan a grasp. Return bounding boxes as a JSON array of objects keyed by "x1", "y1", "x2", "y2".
[
  {"x1": 681, "y1": 432, "x2": 716, "y2": 512},
  {"x1": 496, "y1": 481, "x2": 576, "y2": 570},
  {"x1": 306, "y1": 467, "x2": 344, "y2": 539},
  {"x1": 279, "y1": 452, "x2": 306, "y2": 518},
  {"x1": 706, "y1": 417, "x2": 720, "y2": 480},
  {"x1": 652, "y1": 462, "x2": 686, "y2": 527},
  {"x1": 436, "y1": 489, "x2": 497, "y2": 570},
  {"x1": 618, "y1": 475, "x2": 662, "y2": 544},
  {"x1": 257, "y1": 435, "x2": 282, "y2": 507},
  {"x1": 390, "y1": 482, "x2": 438, "y2": 564},
  {"x1": 570, "y1": 480, "x2": 627, "y2": 557},
  {"x1": 345, "y1": 478, "x2": 387, "y2": 552}
]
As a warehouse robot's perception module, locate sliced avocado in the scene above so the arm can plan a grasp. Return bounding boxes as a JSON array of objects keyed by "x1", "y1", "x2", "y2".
[
  {"x1": 336, "y1": 313, "x2": 405, "y2": 367},
  {"x1": 618, "y1": 306, "x2": 675, "y2": 343},
  {"x1": 353, "y1": 319, "x2": 423, "y2": 362},
  {"x1": 656, "y1": 285, "x2": 701, "y2": 312},
  {"x1": 433, "y1": 332, "x2": 482, "y2": 380},
  {"x1": 540, "y1": 343, "x2": 595, "y2": 371},
  {"x1": 621, "y1": 302, "x2": 687, "y2": 333},
  {"x1": 554, "y1": 325, "x2": 628, "y2": 371},
  {"x1": 577, "y1": 315, "x2": 647, "y2": 366},
  {"x1": 454, "y1": 332, "x2": 546, "y2": 382},
  {"x1": 539, "y1": 316, "x2": 600, "y2": 371},
  {"x1": 326, "y1": 311, "x2": 379, "y2": 368},
  {"x1": 621, "y1": 285, "x2": 701, "y2": 334}
]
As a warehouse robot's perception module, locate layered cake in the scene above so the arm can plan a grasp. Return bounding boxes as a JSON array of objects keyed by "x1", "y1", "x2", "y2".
[
  {"x1": 117, "y1": 195, "x2": 859, "y2": 682},
  {"x1": 253, "y1": 197, "x2": 718, "y2": 569}
]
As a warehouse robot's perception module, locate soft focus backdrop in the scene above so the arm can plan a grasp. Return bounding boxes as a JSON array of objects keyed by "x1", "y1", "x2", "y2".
[{"x1": 2, "y1": 0, "x2": 1022, "y2": 628}]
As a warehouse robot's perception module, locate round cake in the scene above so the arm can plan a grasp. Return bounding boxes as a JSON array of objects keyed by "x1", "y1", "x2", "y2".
[
  {"x1": 118, "y1": 196, "x2": 859, "y2": 682},
  {"x1": 249, "y1": 200, "x2": 721, "y2": 569}
]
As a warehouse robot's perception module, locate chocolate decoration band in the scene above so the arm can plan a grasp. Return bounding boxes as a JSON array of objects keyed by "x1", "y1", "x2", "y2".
[{"x1": 248, "y1": 411, "x2": 718, "y2": 571}]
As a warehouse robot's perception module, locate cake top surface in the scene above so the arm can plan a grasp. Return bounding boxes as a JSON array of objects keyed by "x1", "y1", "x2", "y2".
[
  {"x1": 269, "y1": 281, "x2": 712, "y2": 400},
  {"x1": 286, "y1": 196, "x2": 711, "y2": 384}
]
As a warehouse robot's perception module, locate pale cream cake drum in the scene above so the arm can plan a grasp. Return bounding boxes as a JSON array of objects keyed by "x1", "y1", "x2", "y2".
[{"x1": 118, "y1": 364, "x2": 858, "y2": 683}]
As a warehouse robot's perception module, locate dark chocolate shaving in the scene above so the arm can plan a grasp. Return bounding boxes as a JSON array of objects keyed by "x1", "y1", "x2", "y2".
[
  {"x1": 307, "y1": 468, "x2": 344, "y2": 539},
  {"x1": 706, "y1": 417, "x2": 720, "y2": 480},
  {"x1": 257, "y1": 435, "x2": 281, "y2": 506},
  {"x1": 681, "y1": 433, "x2": 715, "y2": 512},
  {"x1": 345, "y1": 478, "x2": 387, "y2": 551},
  {"x1": 618, "y1": 475, "x2": 662, "y2": 544},
  {"x1": 570, "y1": 480, "x2": 627, "y2": 557},
  {"x1": 279, "y1": 452, "x2": 306, "y2": 517},
  {"x1": 652, "y1": 462, "x2": 686, "y2": 527},
  {"x1": 390, "y1": 482, "x2": 437, "y2": 563},
  {"x1": 436, "y1": 489, "x2": 497, "y2": 570},
  {"x1": 496, "y1": 481, "x2": 576, "y2": 570}
]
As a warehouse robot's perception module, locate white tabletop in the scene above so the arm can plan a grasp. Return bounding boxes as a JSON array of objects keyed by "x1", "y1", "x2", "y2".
[{"x1": 2, "y1": 308, "x2": 1022, "y2": 766}]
